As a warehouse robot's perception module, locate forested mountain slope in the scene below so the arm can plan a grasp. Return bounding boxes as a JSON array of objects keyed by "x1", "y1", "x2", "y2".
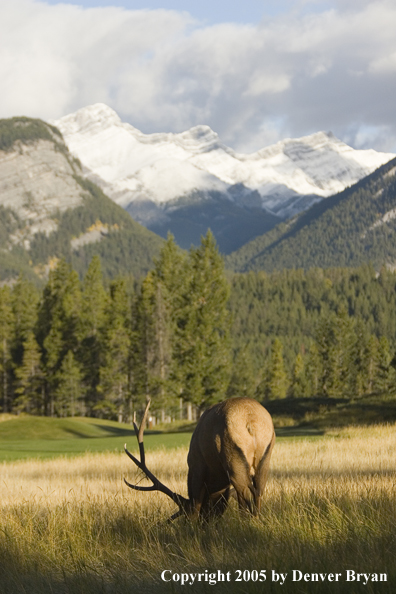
[
  {"x1": 226, "y1": 157, "x2": 396, "y2": 272},
  {"x1": 0, "y1": 117, "x2": 164, "y2": 283}
]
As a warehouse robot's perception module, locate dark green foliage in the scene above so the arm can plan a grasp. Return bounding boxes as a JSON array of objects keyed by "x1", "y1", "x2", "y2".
[
  {"x1": 258, "y1": 337, "x2": 289, "y2": 399},
  {"x1": 97, "y1": 277, "x2": 132, "y2": 420},
  {"x1": 14, "y1": 331, "x2": 43, "y2": 414},
  {"x1": 78, "y1": 257, "x2": 108, "y2": 414},
  {"x1": 2, "y1": 249, "x2": 396, "y2": 418},
  {"x1": 133, "y1": 232, "x2": 232, "y2": 412},
  {"x1": 229, "y1": 264, "x2": 396, "y2": 399},
  {"x1": 226, "y1": 157, "x2": 396, "y2": 272},
  {"x1": 174, "y1": 231, "x2": 231, "y2": 408},
  {"x1": 0, "y1": 287, "x2": 14, "y2": 413},
  {"x1": 132, "y1": 235, "x2": 185, "y2": 412},
  {"x1": 37, "y1": 260, "x2": 82, "y2": 415},
  {"x1": 226, "y1": 346, "x2": 256, "y2": 399},
  {"x1": 0, "y1": 117, "x2": 62, "y2": 152}
]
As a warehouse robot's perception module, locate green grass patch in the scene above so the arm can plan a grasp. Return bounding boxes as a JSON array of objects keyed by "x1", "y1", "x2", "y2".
[{"x1": 0, "y1": 415, "x2": 191, "y2": 462}]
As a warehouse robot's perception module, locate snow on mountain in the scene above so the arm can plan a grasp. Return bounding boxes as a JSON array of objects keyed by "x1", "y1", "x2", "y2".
[{"x1": 54, "y1": 103, "x2": 395, "y2": 225}]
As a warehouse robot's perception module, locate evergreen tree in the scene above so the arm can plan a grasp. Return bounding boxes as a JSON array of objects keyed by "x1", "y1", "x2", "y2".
[
  {"x1": 314, "y1": 308, "x2": 355, "y2": 397},
  {"x1": 0, "y1": 286, "x2": 14, "y2": 412},
  {"x1": 11, "y1": 277, "x2": 40, "y2": 367},
  {"x1": 290, "y1": 352, "x2": 308, "y2": 398},
  {"x1": 79, "y1": 256, "x2": 108, "y2": 413},
  {"x1": 54, "y1": 350, "x2": 83, "y2": 417},
  {"x1": 262, "y1": 338, "x2": 289, "y2": 399},
  {"x1": 134, "y1": 235, "x2": 186, "y2": 413},
  {"x1": 355, "y1": 333, "x2": 379, "y2": 396},
  {"x1": 98, "y1": 278, "x2": 131, "y2": 421},
  {"x1": 306, "y1": 343, "x2": 321, "y2": 397},
  {"x1": 14, "y1": 331, "x2": 43, "y2": 413},
  {"x1": 375, "y1": 336, "x2": 394, "y2": 393},
  {"x1": 175, "y1": 231, "x2": 231, "y2": 409},
  {"x1": 227, "y1": 346, "x2": 256, "y2": 399},
  {"x1": 37, "y1": 259, "x2": 81, "y2": 415}
]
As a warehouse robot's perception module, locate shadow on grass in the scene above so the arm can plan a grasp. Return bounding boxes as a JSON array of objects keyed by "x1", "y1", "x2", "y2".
[
  {"x1": 1, "y1": 537, "x2": 394, "y2": 594},
  {"x1": 62, "y1": 424, "x2": 137, "y2": 439},
  {"x1": 275, "y1": 426, "x2": 325, "y2": 437}
]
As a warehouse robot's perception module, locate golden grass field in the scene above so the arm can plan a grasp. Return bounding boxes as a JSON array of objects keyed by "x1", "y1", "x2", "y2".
[{"x1": 1, "y1": 424, "x2": 396, "y2": 593}]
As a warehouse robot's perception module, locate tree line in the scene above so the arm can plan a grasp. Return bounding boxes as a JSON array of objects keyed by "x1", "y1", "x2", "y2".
[
  {"x1": 1, "y1": 236, "x2": 396, "y2": 421},
  {"x1": 0, "y1": 232, "x2": 230, "y2": 421},
  {"x1": 229, "y1": 265, "x2": 396, "y2": 400}
]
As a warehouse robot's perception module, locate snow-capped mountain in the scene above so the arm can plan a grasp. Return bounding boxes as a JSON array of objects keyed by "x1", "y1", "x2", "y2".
[{"x1": 54, "y1": 104, "x2": 395, "y2": 252}]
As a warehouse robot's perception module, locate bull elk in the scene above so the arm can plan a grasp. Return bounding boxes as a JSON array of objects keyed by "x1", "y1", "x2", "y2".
[{"x1": 124, "y1": 397, "x2": 275, "y2": 520}]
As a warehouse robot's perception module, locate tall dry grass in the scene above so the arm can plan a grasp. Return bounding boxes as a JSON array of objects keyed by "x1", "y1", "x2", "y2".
[{"x1": 1, "y1": 425, "x2": 396, "y2": 593}]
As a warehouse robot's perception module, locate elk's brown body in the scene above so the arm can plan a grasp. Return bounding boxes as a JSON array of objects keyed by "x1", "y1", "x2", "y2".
[
  {"x1": 187, "y1": 397, "x2": 275, "y2": 517},
  {"x1": 124, "y1": 397, "x2": 275, "y2": 520}
]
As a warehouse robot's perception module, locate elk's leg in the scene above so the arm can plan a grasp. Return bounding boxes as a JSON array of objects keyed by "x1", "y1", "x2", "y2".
[
  {"x1": 225, "y1": 445, "x2": 258, "y2": 515},
  {"x1": 187, "y1": 464, "x2": 207, "y2": 517},
  {"x1": 253, "y1": 431, "x2": 275, "y2": 514},
  {"x1": 207, "y1": 486, "x2": 230, "y2": 518}
]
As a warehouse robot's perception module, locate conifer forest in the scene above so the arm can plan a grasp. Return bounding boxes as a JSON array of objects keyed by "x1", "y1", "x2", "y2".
[{"x1": 1, "y1": 230, "x2": 396, "y2": 422}]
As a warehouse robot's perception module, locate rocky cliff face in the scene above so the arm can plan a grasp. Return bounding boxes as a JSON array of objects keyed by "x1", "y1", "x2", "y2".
[
  {"x1": 0, "y1": 117, "x2": 163, "y2": 282},
  {"x1": 0, "y1": 139, "x2": 84, "y2": 249}
]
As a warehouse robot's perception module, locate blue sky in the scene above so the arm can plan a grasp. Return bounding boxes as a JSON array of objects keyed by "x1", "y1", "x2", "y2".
[
  {"x1": 1, "y1": 0, "x2": 395, "y2": 153},
  {"x1": 42, "y1": 0, "x2": 296, "y2": 24}
]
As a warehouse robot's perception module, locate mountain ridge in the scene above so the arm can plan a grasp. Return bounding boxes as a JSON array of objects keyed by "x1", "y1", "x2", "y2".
[
  {"x1": 225, "y1": 156, "x2": 396, "y2": 273},
  {"x1": 53, "y1": 104, "x2": 395, "y2": 252}
]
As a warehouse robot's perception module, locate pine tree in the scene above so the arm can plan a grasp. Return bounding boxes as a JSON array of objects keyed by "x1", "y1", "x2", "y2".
[
  {"x1": 375, "y1": 336, "x2": 394, "y2": 393},
  {"x1": 175, "y1": 231, "x2": 231, "y2": 409},
  {"x1": 37, "y1": 259, "x2": 81, "y2": 415},
  {"x1": 133, "y1": 234, "x2": 187, "y2": 417},
  {"x1": 263, "y1": 338, "x2": 289, "y2": 399},
  {"x1": 98, "y1": 278, "x2": 131, "y2": 422},
  {"x1": 151, "y1": 234, "x2": 186, "y2": 409},
  {"x1": 314, "y1": 308, "x2": 355, "y2": 398},
  {"x1": 227, "y1": 346, "x2": 256, "y2": 399},
  {"x1": 79, "y1": 256, "x2": 108, "y2": 413},
  {"x1": 355, "y1": 333, "x2": 379, "y2": 396},
  {"x1": 55, "y1": 350, "x2": 83, "y2": 417},
  {"x1": 0, "y1": 286, "x2": 14, "y2": 412},
  {"x1": 11, "y1": 277, "x2": 40, "y2": 367},
  {"x1": 306, "y1": 343, "x2": 321, "y2": 397},
  {"x1": 14, "y1": 331, "x2": 43, "y2": 413},
  {"x1": 290, "y1": 352, "x2": 307, "y2": 398}
]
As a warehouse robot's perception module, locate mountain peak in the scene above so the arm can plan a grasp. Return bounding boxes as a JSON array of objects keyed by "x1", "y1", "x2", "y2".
[
  {"x1": 174, "y1": 124, "x2": 223, "y2": 153},
  {"x1": 53, "y1": 103, "x2": 395, "y2": 246},
  {"x1": 54, "y1": 103, "x2": 122, "y2": 135}
]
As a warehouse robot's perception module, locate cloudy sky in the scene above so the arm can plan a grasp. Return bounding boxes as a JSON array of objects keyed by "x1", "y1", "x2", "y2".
[{"x1": 1, "y1": 0, "x2": 396, "y2": 152}]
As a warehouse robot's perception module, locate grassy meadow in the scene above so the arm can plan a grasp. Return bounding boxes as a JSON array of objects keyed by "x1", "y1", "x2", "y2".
[
  {"x1": 1, "y1": 419, "x2": 395, "y2": 593},
  {"x1": 0, "y1": 415, "x2": 192, "y2": 462}
]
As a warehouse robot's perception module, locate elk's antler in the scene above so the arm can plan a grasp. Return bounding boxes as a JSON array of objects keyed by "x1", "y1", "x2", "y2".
[{"x1": 124, "y1": 399, "x2": 190, "y2": 516}]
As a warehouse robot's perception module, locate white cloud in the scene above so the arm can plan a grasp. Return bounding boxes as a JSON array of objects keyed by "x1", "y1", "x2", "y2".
[{"x1": 1, "y1": 0, "x2": 396, "y2": 152}]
